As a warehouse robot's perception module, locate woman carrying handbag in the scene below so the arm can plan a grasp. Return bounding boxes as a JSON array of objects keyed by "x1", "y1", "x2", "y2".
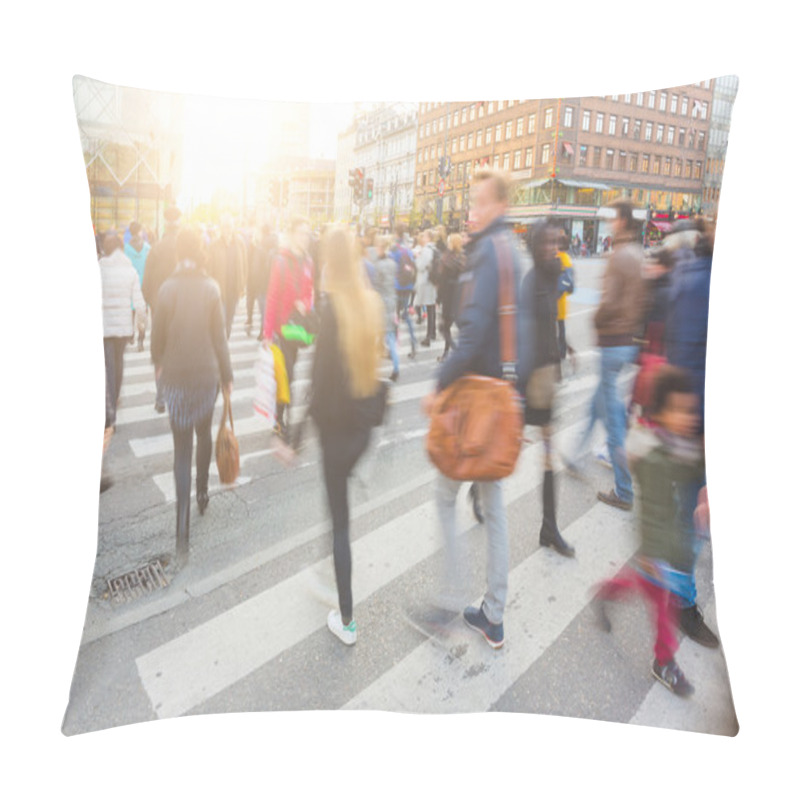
[
  {"x1": 151, "y1": 227, "x2": 233, "y2": 570},
  {"x1": 308, "y1": 227, "x2": 386, "y2": 645}
]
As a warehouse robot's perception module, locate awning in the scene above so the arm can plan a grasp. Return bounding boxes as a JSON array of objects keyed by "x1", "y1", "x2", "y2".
[
  {"x1": 557, "y1": 179, "x2": 611, "y2": 191},
  {"x1": 648, "y1": 221, "x2": 672, "y2": 233},
  {"x1": 515, "y1": 178, "x2": 549, "y2": 189},
  {"x1": 562, "y1": 142, "x2": 574, "y2": 156}
]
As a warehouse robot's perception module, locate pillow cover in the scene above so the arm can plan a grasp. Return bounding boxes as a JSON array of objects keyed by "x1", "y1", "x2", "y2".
[{"x1": 63, "y1": 74, "x2": 738, "y2": 737}]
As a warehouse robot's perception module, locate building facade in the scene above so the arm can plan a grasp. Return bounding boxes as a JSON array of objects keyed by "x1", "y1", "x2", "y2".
[
  {"x1": 702, "y1": 75, "x2": 738, "y2": 219},
  {"x1": 73, "y1": 75, "x2": 184, "y2": 236},
  {"x1": 413, "y1": 80, "x2": 716, "y2": 247}
]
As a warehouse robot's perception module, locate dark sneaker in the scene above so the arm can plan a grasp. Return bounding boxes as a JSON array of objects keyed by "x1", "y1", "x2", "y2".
[
  {"x1": 679, "y1": 605, "x2": 720, "y2": 648},
  {"x1": 154, "y1": 401, "x2": 166, "y2": 414},
  {"x1": 389, "y1": 370, "x2": 399, "y2": 383},
  {"x1": 597, "y1": 489, "x2": 633, "y2": 511},
  {"x1": 463, "y1": 605, "x2": 504, "y2": 649},
  {"x1": 652, "y1": 658, "x2": 694, "y2": 697}
]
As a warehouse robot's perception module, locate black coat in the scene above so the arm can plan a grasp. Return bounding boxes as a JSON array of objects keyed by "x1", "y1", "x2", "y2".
[
  {"x1": 141, "y1": 225, "x2": 179, "y2": 308},
  {"x1": 151, "y1": 265, "x2": 233, "y2": 389}
]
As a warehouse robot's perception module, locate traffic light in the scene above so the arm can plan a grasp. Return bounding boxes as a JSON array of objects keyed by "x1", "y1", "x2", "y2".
[
  {"x1": 365, "y1": 178, "x2": 374, "y2": 204},
  {"x1": 354, "y1": 167, "x2": 364, "y2": 202}
]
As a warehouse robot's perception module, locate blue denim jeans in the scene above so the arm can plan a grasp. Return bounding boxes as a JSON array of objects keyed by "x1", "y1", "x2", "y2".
[
  {"x1": 386, "y1": 329, "x2": 399, "y2": 373},
  {"x1": 674, "y1": 474, "x2": 707, "y2": 608},
  {"x1": 574, "y1": 345, "x2": 638, "y2": 502},
  {"x1": 397, "y1": 290, "x2": 417, "y2": 350}
]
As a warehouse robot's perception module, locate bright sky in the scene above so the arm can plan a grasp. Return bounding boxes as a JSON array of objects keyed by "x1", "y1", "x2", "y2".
[{"x1": 177, "y1": 96, "x2": 353, "y2": 207}]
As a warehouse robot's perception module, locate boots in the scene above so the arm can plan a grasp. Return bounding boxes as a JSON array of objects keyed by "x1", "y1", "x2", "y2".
[{"x1": 539, "y1": 470, "x2": 575, "y2": 557}]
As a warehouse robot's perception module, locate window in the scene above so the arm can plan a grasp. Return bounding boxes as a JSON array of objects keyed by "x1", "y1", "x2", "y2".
[
  {"x1": 625, "y1": 93, "x2": 631, "y2": 103},
  {"x1": 476, "y1": 128, "x2": 483, "y2": 147},
  {"x1": 453, "y1": 112, "x2": 458, "y2": 128},
  {"x1": 516, "y1": 117, "x2": 524, "y2": 136},
  {"x1": 470, "y1": 105, "x2": 475, "y2": 121},
  {"x1": 459, "y1": 134, "x2": 465, "y2": 152},
  {"x1": 508, "y1": 100, "x2": 514, "y2": 108},
  {"x1": 645, "y1": 121, "x2": 653, "y2": 141},
  {"x1": 660, "y1": 92, "x2": 667, "y2": 111},
  {"x1": 493, "y1": 154, "x2": 499, "y2": 169},
  {"x1": 479, "y1": 103, "x2": 484, "y2": 118},
  {"x1": 417, "y1": 173, "x2": 423, "y2": 187},
  {"x1": 633, "y1": 119, "x2": 641, "y2": 139},
  {"x1": 528, "y1": 113, "x2": 536, "y2": 134},
  {"x1": 541, "y1": 143, "x2": 551, "y2": 164},
  {"x1": 497, "y1": 100, "x2": 504, "y2": 111},
  {"x1": 425, "y1": 122, "x2": 430, "y2": 137},
  {"x1": 609, "y1": 115, "x2": 617, "y2": 135},
  {"x1": 671, "y1": 94, "x2": 678, "y2": 113},
  {"x1": 496, "y1": 123, "x2": 502, "y2": 142},
  {"x1": 605, "y1": 148, "x2": 615, "y2": 169},
  {"x1": 619, "y1": 151, "x2": 627, "y2": 171},
  {"x1": 665, "y1": 156, "x2": 671, "y2": 174},
  {"x1": 653, "y1": 156, "x2": 661, "y2": 175},
  {"x1": 694, "y1": 161, "x2": 701, "y2": 179},
  {"x1": 418, "y1": 150, "x2": 423, "y2": 163},
  {"x1": 679, "y1": 127, "x2": 686, "y2": 146},
  {"x1": 642, "y1": 154, "x2": 651, "y2": 172},
  {"x1": 467, "y1": 132, "x2": 473, "y2": 150},
  {"x1": 675, "y1": 159, "x2": 682, "y2": 177},
  {"x1": 681, "y1": 96, "x2": 688, "y2": 115},
  {"x1": 545, "y1": 107, "x2": 554, "y2": 128},
  {"x1": 622, "y1": 116, "x2": 630, "y2": 135},
  {"x1": 685, "y1": 160, "x2": 692, "y2": 177},
  {"x1": 596, "y1": 112, "x2": 604, "y2": 133},
  {"x1": 656, "y1": 124, "x2": 664, "y2": 143},
  {"x1": 594, "y1": 146, "x2": 602, "y2": 166},
  {"x1": 579, "y1": 145, "x2": 587, "y2": 166},
  {"x1": 525, "y1": 147, "x2": 533, "y2": 167},
  {"x1": 564, "y1": 106, "x2": 573, "y2": 127},
  {"x1": 451, "y1": 139, "x2": 456, "y2": 154},
  {"x1": 503, "y1": 152, "x2": 510, "y2": 171},
  {"x1": 461, "y1": 108, "x2": 467, "y2": 123},
  {"x1": 698, "y1": 131, "x2": 705, "y2": 149},
  {"x1": 486, "y1": 126, "x2": 492, "y2": 144},
  {"x1": 648, "y1": 91, "x2": 656, "y2": 109},
  {"x1": 637, "y1": 92, "x2": 644, "y2": 106},
  {"x1": 432, "y1": 119, "x2": 437, "y2": 134},
  {"x1": 667, "y1": 125, "x2": 675, "y2": 145},
  {"x1": 612, "y1": 94, "x2": 619, "y2": 101},
  {"x1": 488, "y1": 101, "x2": 494, "y2": 114},
  {"x1": 505, "y1": 120, "x2": 513, "y2": 139},
  {"x1": 582, "y1": 110, "x2": 591, "y2": 131},
  {"x1": 629, "y1": 153, "x2": 638, "y2": 172},
  {"x1": 702, "y1": 101, "x2": 708, "y2": 120}
]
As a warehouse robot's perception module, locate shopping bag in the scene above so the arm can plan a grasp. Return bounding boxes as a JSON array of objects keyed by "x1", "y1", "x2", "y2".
[
  {"x1": 271, "y1": 343, "x2": 290, "y2": 405},
  {"x1": 254, "y1": 345, "x2": 277, "y2": 426},
  {"x1": 215, "y1": 389, "x2": 240, "y2": 485}
]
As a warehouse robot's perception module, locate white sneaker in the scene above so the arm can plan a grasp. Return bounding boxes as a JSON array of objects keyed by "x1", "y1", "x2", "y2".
[{"x1": 327, "y1": 609, "x2": 357, "y2": 645}]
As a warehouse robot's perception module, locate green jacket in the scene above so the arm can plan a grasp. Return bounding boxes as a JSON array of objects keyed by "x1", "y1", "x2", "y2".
[{"x1": 628, "y1": 425, "x2": 705, "y2": 572}]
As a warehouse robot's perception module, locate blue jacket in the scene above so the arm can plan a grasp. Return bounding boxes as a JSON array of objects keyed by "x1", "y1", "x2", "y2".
[
  {"x1": 665, "y1": 251, "x2": 712, "y2": 426},
  {"x1": 436, "y1": 216, "x2": 522, "y2": 392},
  {"x1": 389, "y1": 242, "x2": 416, "y2": 291}
]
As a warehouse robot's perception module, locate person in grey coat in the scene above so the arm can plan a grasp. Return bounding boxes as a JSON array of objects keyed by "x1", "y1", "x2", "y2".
[{"x1": 373, "y1": 235, "x2": 400, "y2": 382}]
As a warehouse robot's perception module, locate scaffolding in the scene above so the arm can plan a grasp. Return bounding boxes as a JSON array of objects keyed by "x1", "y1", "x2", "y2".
[{"x1": 73, "y1": 75, "x2": 184, "y2": 238}]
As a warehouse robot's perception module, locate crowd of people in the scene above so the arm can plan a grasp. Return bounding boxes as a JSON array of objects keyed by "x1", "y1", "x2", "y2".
[{"x1": 97, "y1": 167, "x2": 719, "y2": 699}]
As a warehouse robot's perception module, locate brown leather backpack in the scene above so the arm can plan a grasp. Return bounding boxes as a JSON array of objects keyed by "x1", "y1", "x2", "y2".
[
  {"x1": 426, "y1": 234, "x2": 524, "y2": 482},
  {"x1": 215, "y1": 389, "x2": 240, "y2": 485}
]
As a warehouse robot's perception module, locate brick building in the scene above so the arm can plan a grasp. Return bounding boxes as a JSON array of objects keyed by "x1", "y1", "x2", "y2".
[{"x1": 413, "y1": 80, "x2": 716, "y2": 249}]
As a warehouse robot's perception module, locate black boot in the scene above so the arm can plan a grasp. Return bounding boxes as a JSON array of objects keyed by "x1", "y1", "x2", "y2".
[{"x1": 539, "y1": 470, "x2": 575, "y2": 557}]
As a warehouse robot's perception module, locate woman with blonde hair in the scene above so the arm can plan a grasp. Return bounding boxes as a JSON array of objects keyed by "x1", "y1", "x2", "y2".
[{"x1": 309, "y1": 226, "x2": 386, "y2": 645}]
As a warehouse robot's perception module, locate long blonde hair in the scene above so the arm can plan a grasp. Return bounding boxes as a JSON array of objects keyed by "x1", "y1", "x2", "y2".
[{"x1": 321, "y1": 227, "x2": 384, "y2": 398}]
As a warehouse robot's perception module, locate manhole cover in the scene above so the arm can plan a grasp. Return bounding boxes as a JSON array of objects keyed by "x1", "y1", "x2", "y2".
[{"x1": 107, "y1": 559, "x2": 170, "y2": 604}]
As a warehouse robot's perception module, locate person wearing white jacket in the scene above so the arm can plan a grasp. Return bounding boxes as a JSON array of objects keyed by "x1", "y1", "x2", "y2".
[
  {"x1": 100, "y1": 233, "x2": 146, "y2": 430},
  {"x1": 415, "y1": 230, "x2": 438, "y2": 346}
]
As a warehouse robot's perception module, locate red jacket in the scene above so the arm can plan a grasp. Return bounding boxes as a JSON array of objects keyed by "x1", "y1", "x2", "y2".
[{"x1": 262, "y1": 248, "x2": 315, "y2": 341}]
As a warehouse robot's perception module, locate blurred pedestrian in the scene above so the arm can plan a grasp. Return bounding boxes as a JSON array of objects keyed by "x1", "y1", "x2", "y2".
[
  {"x1": 374, "y1": 234, "x2": 400, "y2": 382},
  {"x1": 309, "y1": 227, "x2": 385, "y2": 645},
  {"x1": 100, "y1": 232, "x2": 145, "y2": 434},
  {"x1": 556, "y1": 232, "x2": 577, "y2": 372},
  {"x1": 150, "y1": 228, "x2": 233, "y2": 569},
  {"x1": 124, "y1": 221, "x2": 150, "y2": 351},
  {"x1": 210, "y1": 214, "x2": 248, "y2": 339},
  {"x1": 142, "y1": 205, "x2": 182, "y2": 413},
  {"x1": 246, "y1": 224, "x2": 278, "y2": 340},
  {"x1": 421, "y1": 168, "x2": 522, "y2": 649},
  {"x1": 520, "y1": 222, "x2": 575, "y2": 557},
  {"x1": 416, "y1": 229, "x2": 438, "y2": 347},
  {"x1": 437, "y1": 232, "x2": 465, "y2": 363},
  {"x1": 389, "y1": 223, "x2": 418, "y2": 359},
  {"x1": 663, "y1": 219, "x2": 719, "y2": 648},
  {"x1": 262, "y1": 215, "x2": 315, "y2": 440},
  {"x1": 566, "y1": 199, "x2": 645, "y2": 511},
  {"x1": 593, "y1": 366, "x2": 704, "y2": 697}
]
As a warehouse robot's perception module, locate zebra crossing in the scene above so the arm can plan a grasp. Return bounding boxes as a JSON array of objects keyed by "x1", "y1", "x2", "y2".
[{"x1": 67, "y1": 302, "x2": 737, "y2": 738}]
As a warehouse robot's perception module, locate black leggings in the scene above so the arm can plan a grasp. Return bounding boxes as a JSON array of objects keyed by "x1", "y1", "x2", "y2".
[
  {"x1": 319, "y1": 424, "x2": 372, "y2": 624},
  {"x1": 171, "y1": 410, "x2": 214, "y2": 558}
]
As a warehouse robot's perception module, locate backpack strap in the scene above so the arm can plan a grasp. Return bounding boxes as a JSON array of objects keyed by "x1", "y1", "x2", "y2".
[{"x1": 494, "y1": 234, "x2": 517, "y2": 382}]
